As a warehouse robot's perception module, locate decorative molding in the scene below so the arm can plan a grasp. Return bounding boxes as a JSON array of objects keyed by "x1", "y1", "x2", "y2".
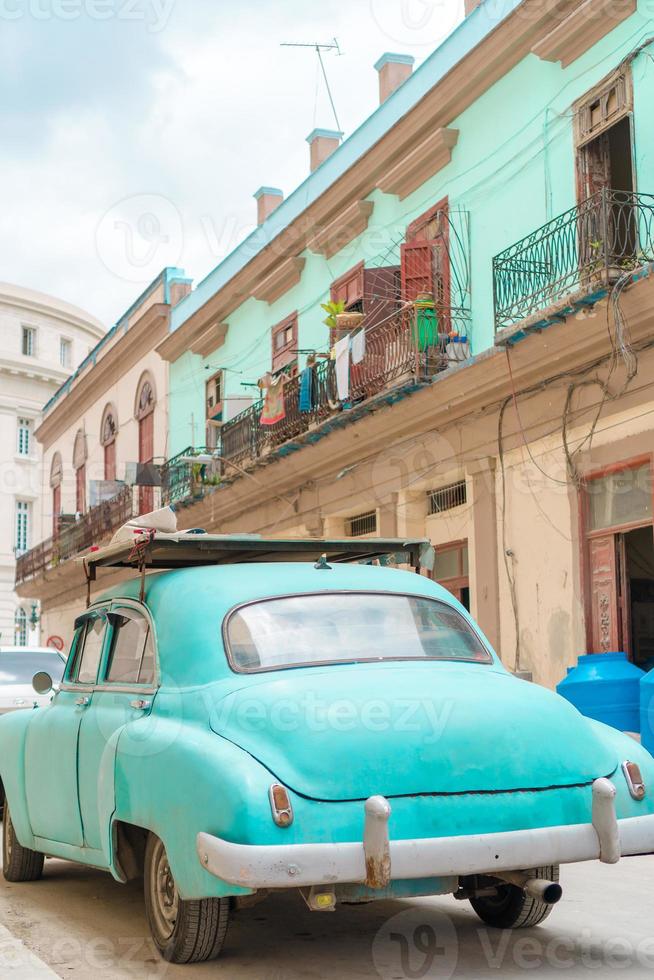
[
  {"x1": 307, "y1": 201, "x2": 374, "y2": 259},
  {"x1": 251, "y1": 257, "x2": 306, "y2": 305},
  {"x1": 189, "y1": 321, "x2": 229, "y2": 358},
  {"x1": 532, "y1": 0, "x2": 636, "y2": 69},
  {"x1": 377, "y1": 128, "x2": 459, "y2": 200}
]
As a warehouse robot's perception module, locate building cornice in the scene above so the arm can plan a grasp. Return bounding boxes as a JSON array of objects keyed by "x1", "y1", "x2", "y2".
[
  {"x1": 0, "y1": 357, "x2": 69, "y2": 387},
  {"x1": 532, "y1": 0, "x2": 637, "y2": 68}
]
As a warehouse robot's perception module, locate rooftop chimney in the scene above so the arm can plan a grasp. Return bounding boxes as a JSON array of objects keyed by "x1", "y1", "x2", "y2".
[
  {"x1": 254, "y1": 186, "x2": 284, "y2": 225},
  {"x1": 306, "y1": 128, "x2": 343, "y2": 172},
  {"x1": 464, "y1": 0, "x2": 481, "y2": 14},
  {"x1": 374, "y1": 53, "x2": 415, "y2": 103}
]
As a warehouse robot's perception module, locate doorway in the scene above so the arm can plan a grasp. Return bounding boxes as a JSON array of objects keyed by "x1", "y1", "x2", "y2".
[
  {"x1": 584, "y1": 459, "x2": 654, "y2": 667},
  {"x1": 432, "y1": 540, "x2": 470, "y2": 612},
  {"x1": 623, "y1": 526, "x2": 654, "y2": 669}
]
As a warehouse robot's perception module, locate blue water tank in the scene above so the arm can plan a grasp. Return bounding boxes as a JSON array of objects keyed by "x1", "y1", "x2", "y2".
[
  {"x1": 640, "y1": 670, "x2": 654, "y2": 755},
  {"x1": 557, "y1": 652, "x2": 645, "y2": 733}
]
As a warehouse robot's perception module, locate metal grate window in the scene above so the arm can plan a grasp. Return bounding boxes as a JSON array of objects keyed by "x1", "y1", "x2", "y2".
[
  {"x1": 427, "y1": 480, "x2": 467, "y2": 515},
  {"x1": 21, "y1": 326, "x2": 36, "y2": 357},
  {"x1": 17, "y1": 418, "x2": 31, "y2": 456},
  {"x1": 345, "y1": 510, "x2": 377, "y2": 537},
  {"x1": 15, "y1": 501, "x2": 30, "y2": 555}
]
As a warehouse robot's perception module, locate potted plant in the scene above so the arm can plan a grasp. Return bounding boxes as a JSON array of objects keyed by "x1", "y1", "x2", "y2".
[{"x1": 321, "y1": 300, "x2": 364, "y2": 336}]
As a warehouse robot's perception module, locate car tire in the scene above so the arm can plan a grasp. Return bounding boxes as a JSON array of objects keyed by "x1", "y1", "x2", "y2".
[
  {"x1": 144, "y1": 833, "x2": 230, "y2": 963},
  {"x1": 469, "y1": 865, "x2": 559, "y2": 929},
  {"x1": 2, "y1": 800, "x2": 44, "y2": 883}
]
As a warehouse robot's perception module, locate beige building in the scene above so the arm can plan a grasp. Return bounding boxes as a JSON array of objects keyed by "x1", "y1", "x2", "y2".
[
  {"x1": 15, "y1": 268, "x2": 191, "y2": 644},
  {"x1": 0, "y1": 282, "x2": 104, "y2": 646}
]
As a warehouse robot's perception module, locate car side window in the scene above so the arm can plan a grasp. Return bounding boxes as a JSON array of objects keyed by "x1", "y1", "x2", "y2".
[
  {"x1": 74, "y1": 616, "x2": 108, "y2": 685},
  {"x1": 105, "y1": 608, "x2": 156, "y2": 686}
]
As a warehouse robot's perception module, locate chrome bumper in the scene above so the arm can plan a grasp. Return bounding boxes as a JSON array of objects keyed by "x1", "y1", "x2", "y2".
[{"x1": 197, "y1": 778, "x2": 654, "y2": 890}]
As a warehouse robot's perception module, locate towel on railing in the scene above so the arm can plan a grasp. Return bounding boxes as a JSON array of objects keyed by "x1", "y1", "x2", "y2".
[
  {"x1": 299, "y1": 366, "x2": 314, "y2": 412},
  {"x1": 351, "y1": 329, "x2": 365, "y2": 365},
  {"x1": 260, "y1": 374, "x2": 286, "y2": 425},
  {"x1": 334, "y1": 334, "x2": 350, "y2": 400}
]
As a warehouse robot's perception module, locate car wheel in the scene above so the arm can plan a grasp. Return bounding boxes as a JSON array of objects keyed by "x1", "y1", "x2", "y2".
[
  {"x1": 470, "y1": 865, "x2": 559, "y2": 929},
  {"x1": 144, "y1": 833, "x2": 230, "y2": 963},
  {"x1": 2, "y1": 800, "x2": 44, "y2": 883}
]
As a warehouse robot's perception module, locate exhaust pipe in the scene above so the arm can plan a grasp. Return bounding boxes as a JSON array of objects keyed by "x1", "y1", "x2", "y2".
[{"x1": 496, "y1": 871, "x2": 563, "y2": 905}]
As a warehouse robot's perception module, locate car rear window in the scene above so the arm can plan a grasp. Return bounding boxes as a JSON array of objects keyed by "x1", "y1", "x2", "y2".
[
  {"x1": 0, "y1": 653, "x2": 65, "y2": 686},
  {"x1": 225, "y1": 593, "x2": 492, "y2": 672}
]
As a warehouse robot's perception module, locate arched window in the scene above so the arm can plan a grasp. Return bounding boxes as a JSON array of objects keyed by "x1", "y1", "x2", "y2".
[
  {"x1": 134, "y1": 373, "x2": 156, "y2": 515},
  {"x1": 100, "y1": 403, "x2": 118, "y2": 482},
  {"x1": 50, "y1": 451, "x2": 63, "y2": 536},
  {"x1": 15, "y1": 607, "x2": 27, "y2": 646},
  {"x1": 73, "y1": 428, "x2": 87, "y2": 514}
]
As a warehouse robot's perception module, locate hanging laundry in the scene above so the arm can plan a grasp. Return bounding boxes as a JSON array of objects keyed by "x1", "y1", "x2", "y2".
[
  {"x1": 299, "y1": 365, "x2": 314, "y2": 413},
  {"x1": 334, "y1": 333, "x2": 350, "y2": 401},
  {"x1": 260, "y1": 373, "x2": 286, "y2": 425},
  {"x1": 351, "y1": 329, "x2": 366, "y2": 365}
]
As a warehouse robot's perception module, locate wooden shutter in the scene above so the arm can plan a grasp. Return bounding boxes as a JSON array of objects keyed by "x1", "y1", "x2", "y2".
[
  {"x1": 104, "y1": 441, "x2": 116, "y2": 482},
  {"x1": 139, "y1": 413, "x2": 154, "y2": 463},
  {"x1": 588, "y1": 535, "x2": 621, "y2": 652},
  {"x1": 76, "y1": 465, "x2": 86, "y2": 514},
  {"x1": 52, "y1": 485, "x2": 61, "y2": 537},
  {"x1": 400, "y1": 241, "x2": 434, "y2": 302}
]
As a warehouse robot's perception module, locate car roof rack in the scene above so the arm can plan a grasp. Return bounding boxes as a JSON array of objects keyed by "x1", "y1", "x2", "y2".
[{"x1": 81, "y1": 531, "x2": 434, "y2": 578}]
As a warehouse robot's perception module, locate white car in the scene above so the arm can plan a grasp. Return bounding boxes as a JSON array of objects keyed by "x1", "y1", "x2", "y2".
[{"x1": 0, "y1": 647, "x2": 66, "y2": 715}]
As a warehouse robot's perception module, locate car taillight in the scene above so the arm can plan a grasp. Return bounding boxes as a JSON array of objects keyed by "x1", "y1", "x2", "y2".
[
  {"x1": 622, "y1": 761, "x2": 646, "y2": 801},
  {"x1": 269, "y1": 783, "x2": 294, "y2": 827}
]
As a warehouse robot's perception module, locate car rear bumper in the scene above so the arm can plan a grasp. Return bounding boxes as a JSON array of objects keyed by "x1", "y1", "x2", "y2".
[{"x1": 197, "y1": 779, "x2": 654, "y2": 890}]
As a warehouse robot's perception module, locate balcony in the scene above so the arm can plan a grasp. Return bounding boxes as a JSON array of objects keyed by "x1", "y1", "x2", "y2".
[
  {"x1": 160, "y1": 447, "x2": 222, "y2": 508},
  {"x1": 493, "y1": 189, "x2": 654, "y2": 335},
  {"x1": 15, "y1": 484, "x2": 134, "y2": 588},
  {"x1": 219, "y1": 306, "x2": 470, "y2": 469}
]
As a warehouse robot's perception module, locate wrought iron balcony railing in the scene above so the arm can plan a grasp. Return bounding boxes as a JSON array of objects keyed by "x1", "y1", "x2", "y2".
[
  {"x1": 219, "y1": 306, "x2": 462, "y2": 468},
  {"x1": 493, "y1": 189, "x2": 654, "y2": 333},
  {"x1": 159, "y1": 447, "x2": 222, "y2": 507},
  {"x1": 15, "y1": 483, "x2": 134, "y2": 587}
]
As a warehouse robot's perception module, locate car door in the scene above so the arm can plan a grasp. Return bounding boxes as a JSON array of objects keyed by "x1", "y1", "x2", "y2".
[
  {"x1": 77, "y1": 601, "x2": 158, "y2": 852},
  {"x1": 24, "y1": 608, "x2": 109, "y2": 846}
]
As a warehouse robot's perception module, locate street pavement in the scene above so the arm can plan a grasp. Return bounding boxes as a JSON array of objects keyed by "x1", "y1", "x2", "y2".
[{"x1": 0, "y1": 841, "x2": 653, "y2": 979}]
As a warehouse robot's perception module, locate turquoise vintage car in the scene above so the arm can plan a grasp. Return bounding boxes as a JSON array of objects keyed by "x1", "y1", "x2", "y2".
[{"x1": 2, "y1": 530, "x2": 654, "y2": 965}]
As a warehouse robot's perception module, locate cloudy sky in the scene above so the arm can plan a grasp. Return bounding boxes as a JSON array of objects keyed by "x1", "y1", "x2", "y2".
[{"x1": 0, "y1": 0, "x2": 464, "y2": 327}]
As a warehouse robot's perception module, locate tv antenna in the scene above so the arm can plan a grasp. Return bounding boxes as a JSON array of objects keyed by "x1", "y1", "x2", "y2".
[{"x1": 280, "y1": 38, "x2": 343, "y2": 133}]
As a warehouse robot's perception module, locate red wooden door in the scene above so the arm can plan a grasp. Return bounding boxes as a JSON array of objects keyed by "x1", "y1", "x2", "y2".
[
  {"x1": 75, "y1": 465, "x2": 86, "y2": 514},
  {"x1": 52, "y1": 485, "x2": 61, "y2": 537},
  {"x1": 104, "y1": 441, "x2": 116, "y2": 482},
  {"x1": 400, "y1": 241, "x2": 434, "y2": 302},
  {"x1": 588, "y1": 534, "x2": 621, "y2": 652},
  {"x1": 138, "y1": 414, "x2": 154, "y2": 515}
]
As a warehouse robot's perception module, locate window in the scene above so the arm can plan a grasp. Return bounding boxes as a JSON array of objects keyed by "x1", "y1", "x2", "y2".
[
  {"x1": 206, "y1": 371, "x2": 223, "y2": 450},
  {"x1": 428, "y1": 480, "x2": 467, "y2": 515},
  {"x1": 105, "y1": 609, "x2": 155, "y2": 685},
  {"x1": 226, "y1": 593, "x2": 491, "y2": 672},
  {"x1": 21, "y1": 326, "x2": 36, "y2": 357},
  {"x1": 15, "y1": 501, "x2": 29, "y2": 555},
  {"x1": 100, "y1": 404, "x2": 118, "y2": 481},
  {"x1": 587, "y1": 464, "x2": 652, "y2": 532},
  {"x1": 345, "y1": 510, "x2": 377, "y2": 537},
  {"x1": 0, "y1": 650, "x2": 65, "y2": 681},
  {"x1": 431, "y1": 541, "x2": 470, "y2": 612},
  {"x1": 52, "y1": 484, "x2": 61, "y2": 536},
  {"x1": 271, "y1": 313, "x2": 298, "y2": 373},
  {"x1": 59, "y1": 337, "x2": 72, "y2": 368},
  {"x1": 74, "y1": 616, "x2": 108, "y2": 685},
  {"x1": 17, "y1": 418, "x2": 31, "y2": 456},
  {"x1": 14, "y1": 608, "x2": 27, "y2": 646}
]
